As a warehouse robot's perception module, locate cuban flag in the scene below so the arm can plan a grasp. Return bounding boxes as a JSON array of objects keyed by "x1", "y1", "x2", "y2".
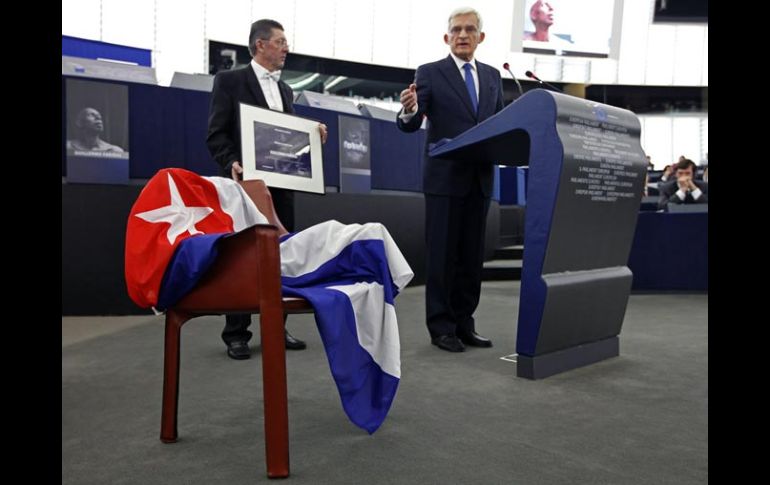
[
  {"x1": 125, "y1": 168, "x2": 267, "y2": 310},
  {"x1": 125, "y1": 168, "x2": 413, "y2": 433}
]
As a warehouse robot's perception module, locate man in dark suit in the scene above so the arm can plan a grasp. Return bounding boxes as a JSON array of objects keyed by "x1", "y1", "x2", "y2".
[
  {"x1": 396, "y1": 8, "x2": 504, "y2": 353},
  {"x1": 657, "y1": 158, "x2": 708, "y2": 210},
  {"x1": 206, "y1": 18, "x2": 328, "y2": 359}
]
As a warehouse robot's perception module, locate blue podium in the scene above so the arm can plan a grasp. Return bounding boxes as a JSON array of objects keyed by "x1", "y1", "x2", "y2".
[{"x1": 430, "y1": 89, "x2": 646, "y2": 379}]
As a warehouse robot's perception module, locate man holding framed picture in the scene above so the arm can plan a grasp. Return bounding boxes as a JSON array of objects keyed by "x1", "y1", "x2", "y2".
[{"x1": 206, "y1": 18, "x2": 328, "y2": 359}]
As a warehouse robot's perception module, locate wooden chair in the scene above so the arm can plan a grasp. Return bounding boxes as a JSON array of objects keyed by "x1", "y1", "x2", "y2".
[{"x1": 159, "y1": 179, "x2": 312, "y2": 479}]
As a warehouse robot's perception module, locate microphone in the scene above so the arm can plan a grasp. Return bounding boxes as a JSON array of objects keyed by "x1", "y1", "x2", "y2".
[
  {"x1": 502, "y1": 62, "x2": 523, "y2": 96},
  {"x1": 525, "y1": 70, "x2": 562, "y2": 92}
]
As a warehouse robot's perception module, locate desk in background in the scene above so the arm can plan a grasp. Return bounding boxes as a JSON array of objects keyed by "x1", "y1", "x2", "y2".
[{"x1": 628, "y1": 212, "x2": 708, "y2": 291}]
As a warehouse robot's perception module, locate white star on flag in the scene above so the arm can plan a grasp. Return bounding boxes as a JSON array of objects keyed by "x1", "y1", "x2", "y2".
[{"x1": 135, "y1": 173, "x2": 214, "y2": 244}]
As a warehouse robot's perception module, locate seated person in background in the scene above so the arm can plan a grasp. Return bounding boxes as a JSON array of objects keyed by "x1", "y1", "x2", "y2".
[
  {"x1": 660, "y1": 156, "x2": 687, "y2": 183},
  {"x1": 659, "y1": 164, "x2": 673, "y2": 183},
  {"x1": 66, "y1": 107, "x2": 125, "y2": 153},
  {"x1": 658, "y1": 158, "x2": 708, "y2": 210}
]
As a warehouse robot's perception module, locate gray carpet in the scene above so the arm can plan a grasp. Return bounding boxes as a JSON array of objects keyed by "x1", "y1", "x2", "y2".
[{"x1": 62, "y1": 282, "x2": 708, "y2": 484}]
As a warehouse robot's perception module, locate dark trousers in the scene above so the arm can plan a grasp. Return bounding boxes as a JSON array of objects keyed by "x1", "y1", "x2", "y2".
[
  {"x1": 222, "y1": 187, "x2": 294, "y2": 344},
  {"x1": 424, "y1": 189, "x2": 490, "y2": 339}
]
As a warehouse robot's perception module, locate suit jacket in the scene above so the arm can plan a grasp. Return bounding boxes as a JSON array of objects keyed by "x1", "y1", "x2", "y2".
[
  {"x1": 206, "y1": 65, "x2": 295, "y2": 174},
  {"x1": 396, "y1": 55, "x2": 504, "y2": 197},
  {"x1": 658, "y1": 179, "x2": 708, "y2": 210}
]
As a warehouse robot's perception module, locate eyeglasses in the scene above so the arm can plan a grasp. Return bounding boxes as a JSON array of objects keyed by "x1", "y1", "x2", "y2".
[
  {"x1": 262, "y1": 37, "x2": 289, "y2": 48},
  {"x1": 448, "y1": 26, "x2": 479, "y2": 36}
]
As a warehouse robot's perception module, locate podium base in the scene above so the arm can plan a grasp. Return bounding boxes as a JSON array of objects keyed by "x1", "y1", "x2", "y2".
[{"x1": 517, "y1": 336, "x2": 619, "y2": 380}]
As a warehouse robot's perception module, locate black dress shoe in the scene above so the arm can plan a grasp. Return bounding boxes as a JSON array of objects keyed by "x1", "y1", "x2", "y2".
[
  {"x1": 284, "y1": 329, "x2": 307, "y2": 350},
  {"x1": 226, "y1": 340, "x2": 251, "y2": 360},
  {"x1": 456, "y1": 330, "x2": 493, "y2": 348},
  {"x1": 431, "y1": 334, "x2": 465, "y2": 352}
]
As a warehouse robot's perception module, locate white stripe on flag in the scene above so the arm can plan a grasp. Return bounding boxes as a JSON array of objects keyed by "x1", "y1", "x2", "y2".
[
  {"x1": 205, "y1": 177, "x2": 268, "y2": 231},
  {"x1": 327, "y1": 282, "x2": 401, "y2": 378},
  {"x1": 281, "y1": 221, "x2": 413, "y2": 290}
]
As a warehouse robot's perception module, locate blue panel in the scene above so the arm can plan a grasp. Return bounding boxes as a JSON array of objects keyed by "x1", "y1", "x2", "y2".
[
  {"x1": 62, "y1": 36, "x2": 152, "y2": 67},
  {"x1": 340, "y1": 173, "x2": 371, "y2": 193},
  {"x1": 498, "y1": 166, "x2": 517, "y2": 205},
  {"x1": 180, "y1": 89, "x2": 219, "y2": 176},
  {"x1": 628, "y1": 212, "x2": 708, "y2": 291},
  {"x1": 370, "y1": 121, "x2": 423, "y2": 193},
  {"x1": 516, "y1": 167, "x2": 528, "y2": 205},
  {"x1": 128, "y1": 83, "x2": 187, "y2": 177},
  {"x1": 67, "y1": 156, "x2": 128, "y2": 184},
  {"x1": 294, "y1": 105, "x2": 341, "y2": 187}
]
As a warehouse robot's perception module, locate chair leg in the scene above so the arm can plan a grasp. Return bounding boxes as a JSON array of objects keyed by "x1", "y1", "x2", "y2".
[
  {"x1": 160, "y1": 310, "x2": 190, "y2": 443},
  {"x1": 260, "y1": 309, "x2": 289, "y2": 478}
]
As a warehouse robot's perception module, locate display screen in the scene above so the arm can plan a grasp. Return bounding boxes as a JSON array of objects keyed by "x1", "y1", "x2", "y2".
[{"x1": 514, "y1": 0, "x2": 621, "y2": 59}]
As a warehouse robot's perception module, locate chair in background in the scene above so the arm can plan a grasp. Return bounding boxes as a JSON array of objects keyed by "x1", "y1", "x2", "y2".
[{"x1": 159, "y1": 179, "x2": 312, "y2": 479}]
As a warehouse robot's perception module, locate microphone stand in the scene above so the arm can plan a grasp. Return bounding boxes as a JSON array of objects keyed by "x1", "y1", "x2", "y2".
[
  {"x1": 537, "y1": 80, "x2": 563, "y2": 93},
  {"x1": 504, "y1": 65, "x2": 524, "y2": 96},
  {"x1": 526, "y1": 71, "x2": 563, "y2": 93}
]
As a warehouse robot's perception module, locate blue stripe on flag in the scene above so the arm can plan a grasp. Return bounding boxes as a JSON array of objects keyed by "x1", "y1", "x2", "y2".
[
  {"x1": 281, "y1": 239, "x2": 399, "y2": 304},
  {"x1": 156, "y1": 233, "x2": 228, "y2": 310},
  {"x1": 284, "y1": 285, "x2": 399, "y2": 434}
]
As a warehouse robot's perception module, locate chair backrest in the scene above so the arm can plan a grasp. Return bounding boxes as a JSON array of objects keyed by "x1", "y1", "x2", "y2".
[
  {"x1": 170, "y1": 180, "x2": 286, "y2": 313},
  {"x1": 163, "y1": 178, "x2": 309, "y2": 478},
  {"x1": 239, "y1": 180, "x2": 289, "y2": 236}
]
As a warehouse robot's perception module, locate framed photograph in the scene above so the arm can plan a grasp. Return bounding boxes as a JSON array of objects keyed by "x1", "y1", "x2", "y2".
[
  {"x1": 65, "y1": 78, "x2": 130, "y2": 185},
  {"x1": 239, "y1": 103, "x2": 325, "y2": 194}
]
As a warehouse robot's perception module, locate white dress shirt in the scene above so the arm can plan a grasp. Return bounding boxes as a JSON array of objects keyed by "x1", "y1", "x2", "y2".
[
  {"x1": 675, "y1": 187, "x2": 703, "y2": 201},
  {"x1": 251, "y1": 59, "x2": 284, "y2": 112}
]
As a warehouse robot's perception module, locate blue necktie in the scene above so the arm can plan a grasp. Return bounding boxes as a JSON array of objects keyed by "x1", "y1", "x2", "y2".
[{"x1": 463, "y1": 63, "x2": 478, "y2": 113}]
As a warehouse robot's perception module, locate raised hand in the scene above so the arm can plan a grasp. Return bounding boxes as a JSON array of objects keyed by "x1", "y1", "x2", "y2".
[{"x1": 400, "y1": 83, "x2": 417, "y2": 113}]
